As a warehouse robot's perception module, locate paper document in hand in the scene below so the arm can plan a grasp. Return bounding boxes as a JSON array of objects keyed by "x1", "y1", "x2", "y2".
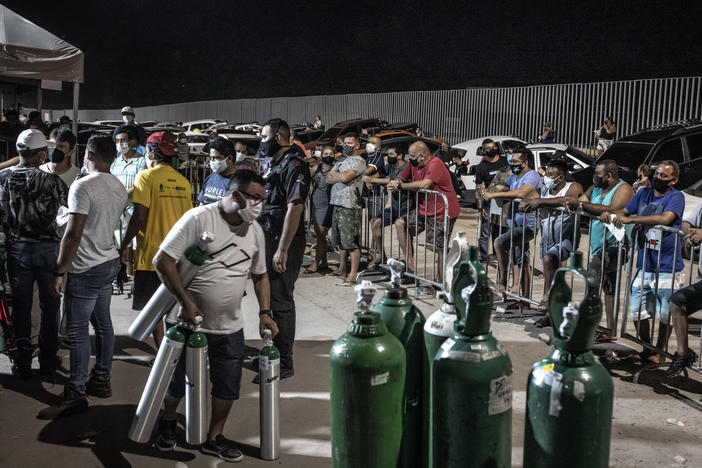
[{"x1": 606, "y1": 214, "x2": 625, "y2": 242}]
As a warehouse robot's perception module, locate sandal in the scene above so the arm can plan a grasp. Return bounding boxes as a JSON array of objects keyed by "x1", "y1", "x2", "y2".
[{"x1": 339, "y1": 279, "x2": 357, "y2": 287}]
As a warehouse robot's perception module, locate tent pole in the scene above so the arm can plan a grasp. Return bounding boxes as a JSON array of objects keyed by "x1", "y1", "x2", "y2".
[
  {"x1": 72, "y1": 82, "x2": 79, "y2": 136},
  {"x1": 37, "y1": 85, "x2": 42, "y2": 113}
]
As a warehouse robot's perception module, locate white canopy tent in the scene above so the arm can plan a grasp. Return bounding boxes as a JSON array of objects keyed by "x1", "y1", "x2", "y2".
[{"x1": 0, "y1": 4, "x2": 84, "y2": 133}]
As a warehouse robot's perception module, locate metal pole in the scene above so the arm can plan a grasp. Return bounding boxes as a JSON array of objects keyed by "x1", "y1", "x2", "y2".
[{"x1": 72, "y1": 82, "x2": 80, "y2": 136}]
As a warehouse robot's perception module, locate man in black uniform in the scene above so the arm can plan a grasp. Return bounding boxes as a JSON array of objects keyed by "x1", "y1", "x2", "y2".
[
  {"x1": 256, "y1": 118, "x2": 310, "y2": 380},
  {"x1": 474, "y1": 139, "x2": 509, "y2": 264}
]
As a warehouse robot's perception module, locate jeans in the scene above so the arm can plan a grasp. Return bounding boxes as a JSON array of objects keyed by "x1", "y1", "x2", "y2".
[
  {"x1": 7, "y1": 241, "x2": 60, "y2": 368},
  {"x1": 65, "y1": 258, "x2": 121, "y2": 394}
]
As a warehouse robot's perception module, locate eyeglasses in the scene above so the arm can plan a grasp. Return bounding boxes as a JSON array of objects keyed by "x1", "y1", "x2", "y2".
[{"x1": 239, "y1": 189, "x2": 264, "y2": 205}]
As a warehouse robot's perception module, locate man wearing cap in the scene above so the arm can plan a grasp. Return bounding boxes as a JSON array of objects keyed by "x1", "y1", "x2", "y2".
[
  {"x1": 112, "y1": 106, "x2": 147, "y2": 148},
  {"x1": 121, "y1": 132, "x2": 192, "y2": 346},
  {"x1": 0, "y1": 129, "x2": 69, "y2": 379}
]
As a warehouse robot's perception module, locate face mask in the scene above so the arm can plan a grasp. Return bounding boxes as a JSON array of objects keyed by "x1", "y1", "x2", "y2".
[
  {"x1": 343, "y1": 145, "x2": 355, "y2": 156},
  {"x1": 313, "y1": 150, "x2": 322, "y2": 158},
  {"x1": 543, "y1": 176, "x2": 555, "y2": 190},
  {"x1": 485, "y1": 147, "x2": 499, "y2": 158},
  {"x1": 510, "y1": 164, "x2": 522, "y2": 175},
  {"x1": 322, "y1": 156, "x2": 334, "y2": 165},
  {"x1": 366, "y1": 143, "x2": 376, "y2": 154},
  {"x1": 118, "y1": 142, "x2": 129, "y2": 154},
  {"x1": 593, "y1": 174, "x2": 608, "y2": 188},
  {"x1": 179, "y1": 138, "x2": 187, "y2": 144},
  {"x1": 410, "y1": 158, "x2": 420, "y2": 167},
  {"x1": 387, "y1": 156, "x2": 398, "y2": 165},
  {"x1": 48, "y1": 147, "x2": 65, "y2": 164},
  {"x1": 60, "y1": 124, "x2": 70, "y2": 130},
  {"x1": 122, "y1": 115, "x2": 134, "y2": 123},
  {"x1": 652, "y1": 176, "x2": 672, "y2": 193},
  {"x1": 236, "y1": 152, "x2": 246, "y2": 162},
  {"x1": 210, "y1": 158, "x2": 228, "y2": 174},
  {"x1": 256, "y1": 138, "x2": 282, "y2": 159},
  {"x1": 236, "y1": 198, "x2": 263, "y2": 223},
  {"x1": 506, "y1": 153, "x2": 512, "y2": 163}
]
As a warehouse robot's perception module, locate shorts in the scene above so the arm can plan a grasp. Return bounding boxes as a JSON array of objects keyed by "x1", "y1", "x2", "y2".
[
  {"x1": 374, "y1": 199, "x2": 414, "y2": 228},
  {"x1": 588, "y1": 247, "x2": 625, "y2": 295},
  {"x1": 132, "y1": 270, "x2": 162, "y2": 311},
  {"x1": 669, "y1": 280, "x2": 702, "y2": 316},
  {"x1": 311, "y1": 202, "x2": 333, "y2": 228},
  {"x1": 541, "y1": 239, "x2": 574, "y2": 267},
  {"x1": 167, "y1": 328, "x2": 245, "y2": 401},
  {"x1": 597, "y1": 138, "x2": 613, "y2": 151},
  {"x1": 403, "y1": 210, "x2": 456, "y2": 251},
  {"x1": 331, "y1": 206, "x2": 362, "y2": 250},
  {"x1": 629, "y1": 270, "x2": 685, "y2": 323},
  {"x1": 495, "y1": 226, "x2": 535, "y2": 266}
]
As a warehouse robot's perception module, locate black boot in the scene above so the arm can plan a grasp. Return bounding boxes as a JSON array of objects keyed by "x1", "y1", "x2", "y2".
[{"x1": 37, "y1": 387, "x2": 89, "y2": 420}]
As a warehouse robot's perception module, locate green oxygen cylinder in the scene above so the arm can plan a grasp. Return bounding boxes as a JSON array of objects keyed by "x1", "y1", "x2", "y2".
[
  {"x1": 523, "y1": 252, "x2": 614, "y2": 468},
  {"x1": 330, "y1": 280, "x2": 406, "y2": 468},
  {"x1": 433, "y1": 245, "x2": 513, "y2": 468},
  {"x1": 422, "y1": 232, "x2": 469, "y2": 468},
  {"x1": 371, "y1": 259, "x2": 426, "y2": 468}
]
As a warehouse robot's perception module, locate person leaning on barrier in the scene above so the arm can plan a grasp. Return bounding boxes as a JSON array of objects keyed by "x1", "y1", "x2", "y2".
[
  {"x1": 363, "y1": 136, "x2": 385, "y2": 241},
  {"x1": 326, "y1": 133, "x2": 367, "y2": 286},
  {"x1": 363, "y1": 142, "x2": 415, "y2": 271},
  {"x1": 561, "y1": 159, "x2": 634, "y2": 342},
  {"x1": 483, "y1": 148, "x2": 541, "y2": 296},
  {"x1": 601, "y1": 160, "x2": 685, "y2": 363},
  {"x1": 666, "y1": 200, "x2": 702, "y2": 377},
  {"x1": 519, "y1": 158, "x2": 583, "y2": 317},
  {"x1": 388, "y1": 141, "x2": 461, "y2": 284},
  {"x1": 475, "y1": 139, "x2": 509, "y2": 265}
]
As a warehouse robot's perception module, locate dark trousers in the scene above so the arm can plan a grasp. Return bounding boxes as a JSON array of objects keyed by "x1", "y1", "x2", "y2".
[
  {"x1": 7, "y1": 241, "x2": 60, "y2": 368},
  {"x1": 264, "y1": 231, "x2": 306, "y2": 371}
]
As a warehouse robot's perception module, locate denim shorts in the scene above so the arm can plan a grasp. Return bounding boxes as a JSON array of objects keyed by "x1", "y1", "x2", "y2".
[
  {"x1": 495, "y1": 226, "x2": 535, "y2": 266},
  {"x1": 669, "y1": 280, "x2": 702, "y2": 316},
  {"x1": 540, "y1": 239, "x2": 574, "y2": 267},
  {"x1": 167, "y1": 328, "x2": 245, "y2": 401},
  {"x1": 629, "y1": 270, "x2": 685, "y2": 323}
]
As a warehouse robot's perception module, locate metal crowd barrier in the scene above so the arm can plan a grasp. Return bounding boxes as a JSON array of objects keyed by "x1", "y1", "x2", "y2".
[{"x1": 480, "y1": 197, "x2": 702, "y2": 378}]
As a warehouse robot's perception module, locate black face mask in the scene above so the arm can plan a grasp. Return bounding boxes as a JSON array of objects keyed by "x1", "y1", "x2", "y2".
[
  {"x1": 652, "y1": 176, "x2": 672, "y2": 193},
  {"x1": 509, "y1": 164, "x2": 522, "y2": 175},
  {"x1": 334, "y1": 144, "x2": 343, "y2": 153},
  {"x1": 322, "y1": 156, "x2": 334, "y2": 165},
  {"x1": 593, "y1": 174, "x2": 608, "y2": 188},
  {"x1": 48, "y1": 147, "x2": 65, "y2": 164},
  {"x1": 342, "y1": 145, "x2": 354, "y2": 156},
  {"x1": 410, "y1": 158, "x2": 420, "y2": 167},
  {"x1": 256, "y1": 138, "x2": 282, "y2": 160},
  {"x1": 387, "y1": 156, "x2": 398, "y2": 165},
  {"x1": 485, "y1": 148, "x2": 499, "y2": 158}
]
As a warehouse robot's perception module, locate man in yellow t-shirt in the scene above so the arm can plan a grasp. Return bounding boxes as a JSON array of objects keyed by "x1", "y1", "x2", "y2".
[{"x1": 121, "y1": 132, "x2": 192, "y2": 346}]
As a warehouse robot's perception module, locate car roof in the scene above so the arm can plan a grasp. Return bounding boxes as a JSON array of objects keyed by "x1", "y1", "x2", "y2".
[
  {"x1": 332, "y1": 118, "x2": 381, "y2": 127},
  {"x1": 452, "y1": 135, "x2": 525, "y2": 150},
  {"x1": 619, "y1": 119, "x2": 702, "y2": 143},
  {"x1": 183, "y1": 119, "x2": 222, "y2": 125}
]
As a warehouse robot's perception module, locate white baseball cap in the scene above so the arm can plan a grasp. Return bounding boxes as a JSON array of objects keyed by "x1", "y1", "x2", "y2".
[
  {"x1": 121, "y1": 106, "x2": 135, "y2": 114},
  {"x1": 16, "y1": 129, "x2": 53, "y2": 152}
]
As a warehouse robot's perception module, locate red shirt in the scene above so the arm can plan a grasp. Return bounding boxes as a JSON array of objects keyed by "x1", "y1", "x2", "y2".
[{"x1": 399, "y1": 156, "x2": 460, "y2": 220}]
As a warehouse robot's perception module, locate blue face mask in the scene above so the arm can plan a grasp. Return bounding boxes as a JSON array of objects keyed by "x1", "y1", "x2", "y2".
[{"x1": 506, "y1": 153, "x2": 512, "y2": 163}]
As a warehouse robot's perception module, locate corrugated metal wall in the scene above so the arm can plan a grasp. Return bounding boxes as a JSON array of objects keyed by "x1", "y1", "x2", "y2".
[{"x1": 62, "y1": 76, "x2": 702, "y2": 149}]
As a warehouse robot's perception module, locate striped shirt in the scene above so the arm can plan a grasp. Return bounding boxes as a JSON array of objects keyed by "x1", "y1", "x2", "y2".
[{"x1": 111, "y1": 152, "x2": 147, "y2": 213}]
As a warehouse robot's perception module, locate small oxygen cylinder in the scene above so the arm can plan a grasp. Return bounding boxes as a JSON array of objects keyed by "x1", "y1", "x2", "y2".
[
  {"x1": 259, "y1": 329, "x2": 280, "y2": 461},
  {"x1": 129, "y1": 232, "x2": 213, "y2": 341},
  {"x1": 129, "y1": 325, "x2": 186, "y2": 443},
  {"x1": 185, "y1": 324, "x2": 208, "y2": 446}
]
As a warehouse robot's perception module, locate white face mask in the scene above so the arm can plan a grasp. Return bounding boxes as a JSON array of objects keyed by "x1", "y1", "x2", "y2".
[
  {"x1": 122, "y1": 114, "x2": 134, "y2": 123},
  {"x1": 313, "y1": 150, "x2": 322, "y2": 158},
  {"x1": 543, "y1": 176, "x2": 556, "y2": 190},
  {"x1": 366, "y1": 143, "x2": 376, "y2": 154},
  {"x1": 210, "y1": 158, "x2": 228, "y2": 174},
  {"x1": 235, "y1": 152, "x2": 246, "y2": 162},
  {"x1": 235, "y1": 198, "x2": 263, "y2": 223},
  {"x1": 117, "y1": 142, "x2": 129, "y2": 154}
]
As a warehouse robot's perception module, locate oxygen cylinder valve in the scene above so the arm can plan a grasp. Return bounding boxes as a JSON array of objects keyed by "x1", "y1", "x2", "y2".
[
  {"x1": 355, "y1": 280, "x2": 376, "y2": 312},
  {"x1": 178, "y1": 315, "x2": 203, "y2": 332},
  {"x1": 387, "y1": 258, "x2": 405, "y2": 287},
  {"x1": 559, "y1": 301, "x2": 580, "y2": 339},
  {"x1": 262, "y1": 329, "x2": 273, "y2": 347}
]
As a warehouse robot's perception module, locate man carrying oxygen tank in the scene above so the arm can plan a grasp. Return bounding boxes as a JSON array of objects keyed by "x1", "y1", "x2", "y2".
[{"x1": 151, "y1": 170, "x2": 278, "y2": 462}]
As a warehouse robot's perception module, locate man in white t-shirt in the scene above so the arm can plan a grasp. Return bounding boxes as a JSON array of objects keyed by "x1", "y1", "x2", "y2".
[
  {"x1": 38, "y1": 135, "x2": 128, "y2": 420},
  {"x1": 153, "y1": 169, "x2": 278, "y2": 463}
]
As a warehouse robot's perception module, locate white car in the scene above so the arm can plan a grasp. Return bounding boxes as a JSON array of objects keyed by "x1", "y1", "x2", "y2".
[
  {"x1": 183, "y1": 119, "x2": 227, "y2": 133},
  {"x1": 451, "y1": 135, "x2": 526, "y2": 203},
  {"x1": 526, "y1": 143, "x2": 594, "y2": 173},
  {"x1": 184, "y1": 132, "x2": 210, "y2": 156}
]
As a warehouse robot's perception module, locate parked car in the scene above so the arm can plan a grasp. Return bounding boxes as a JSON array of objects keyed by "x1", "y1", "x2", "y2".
[
  {"x1": 183, "y1": 119, "x2": 227, "y2": 133},
  {"x1": 309, "y1": 118, "x2": 385, "y2": 150},
  {"x1": 378, "y1": 122, "x2": 419, "y2": 134},
  {"x1": 90, "y1": 120, "x2": 123, "y2": 127},
  {"x1": 215, "y1": 125, "x2": 262, "y2": 155},
  {"x1": 451, "y1": 135, "x2": 527, "y2": 204},
  {"x1": 185, "y1": 132, "x2": 210, "y2": 156},
  {"x1": 526, "y1": 143, "x2": 595, "y2": 189}
]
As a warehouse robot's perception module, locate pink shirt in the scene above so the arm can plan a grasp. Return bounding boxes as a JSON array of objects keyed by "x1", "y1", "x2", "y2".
[{"x1": 399, "y1": 156, "x2": 460, "y2": 220}]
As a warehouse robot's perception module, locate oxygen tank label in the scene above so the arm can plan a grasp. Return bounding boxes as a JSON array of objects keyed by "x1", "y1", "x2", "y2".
[
  {"x1": 488, "y1": 375, "x2": 513, "y2": 415},
  {"x1": 370, "y1": 371, "x2": 390, "y2": 386}
]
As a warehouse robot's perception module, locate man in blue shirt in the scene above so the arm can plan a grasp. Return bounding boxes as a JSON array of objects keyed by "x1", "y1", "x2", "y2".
[
  {"x1": 484, "y1": 148, "x2": 542, "y2": 296},
  {"x1": 602, "y1": 160, "x2": 685, "y2": 363},
  {"x1": 198, "y1": 138, "x2": 237, "y2": 205}
]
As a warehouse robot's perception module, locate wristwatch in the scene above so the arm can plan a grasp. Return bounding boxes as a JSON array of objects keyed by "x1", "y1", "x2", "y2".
[
  {"x1": 52, "y1": 269, "x2": 64, "y2": 277},
  {"x1": 259, "y1": 309, "x2": 273, "y2": 317}
]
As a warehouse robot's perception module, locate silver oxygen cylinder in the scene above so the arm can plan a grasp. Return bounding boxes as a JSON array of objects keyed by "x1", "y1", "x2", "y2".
[
  {"x1": 259, "y1": 329, "x2": 280, "y2": 460},
  {"x1": 185, "y1": 320, "x2": 209, "y2": 445},
  {"x1": 128, "y1": 325, "x2": 186, "y2": 443},
  {"x1": 128, "y1": 232, "x2": 214, "y2": 341}
]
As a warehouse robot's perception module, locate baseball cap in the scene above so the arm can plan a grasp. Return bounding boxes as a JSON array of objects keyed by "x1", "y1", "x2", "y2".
[
  {"x1": 16, "y1": 129, "x2": 54, "y2": 152},
  {"x1": 146, "y1": 131, "x2": 176, "y2": 156},
  {"x1": 121, "y1": 106, "x2": 134, "y2": 114}
]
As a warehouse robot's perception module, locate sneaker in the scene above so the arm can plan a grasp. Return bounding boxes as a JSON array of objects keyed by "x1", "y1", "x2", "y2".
[
  {"x1": 155, "y1": 419, "x2": 177, "y2": 452},
  {"x1": 37, "y1": 387, "x2": 88, "y2": 420},
  {"x1": 253, "y1": 367, "x2": 294, "y2": 384},
  {"x1": 665, "y1": 349, "x2": 698, "y2": 378},
  {"x1": 201, "y1": 434, "x2": 244, "y2": 462},
  {"x1": 86, "y1": 375, "x2": 112, "y2": 398}
]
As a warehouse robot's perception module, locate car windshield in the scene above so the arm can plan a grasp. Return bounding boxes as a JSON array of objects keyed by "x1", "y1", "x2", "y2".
[
  {"x1": 565, "y1": 146, "x2": 595, "y2": 165},
  {"x1": 318, "y1": 126, "x2": 342, "y2": 144},
  {"x1": 599, "y1": 142, "x2": 653, "y2": 171},
  {"x1": 684, "y1": 178, "x2": 702, "y2": 197}
]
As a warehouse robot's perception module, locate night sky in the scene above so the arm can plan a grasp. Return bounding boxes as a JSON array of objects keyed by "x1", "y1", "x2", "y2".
[{"x1": 3, "y1": 0, "x2": 702, "y2": 109}]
